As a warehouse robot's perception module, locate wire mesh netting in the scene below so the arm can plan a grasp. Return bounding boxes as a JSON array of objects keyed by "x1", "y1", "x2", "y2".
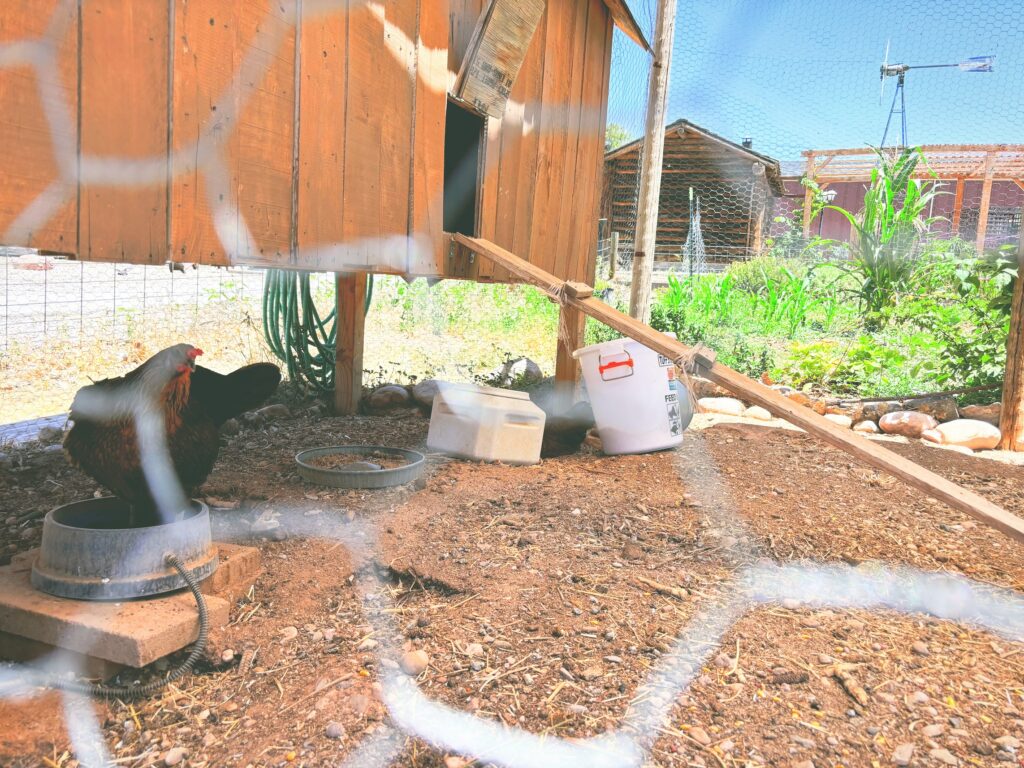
[
  {"x1": 2, "y1": 3, "x2": 1024, "y2": 768},
  {"x1": 0, "y1": 249, "x2": 266, "y2": 347},
  {"x1": 598, "y1": 0, "x2": 1024, "y2": 282}
]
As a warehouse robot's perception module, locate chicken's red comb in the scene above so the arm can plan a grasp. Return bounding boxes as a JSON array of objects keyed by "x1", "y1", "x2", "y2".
[{"x1": 188, "y1": 348, "x2": 204, "y2": 359}]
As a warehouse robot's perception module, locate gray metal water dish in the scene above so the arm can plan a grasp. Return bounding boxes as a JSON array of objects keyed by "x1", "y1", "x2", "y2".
[
  {"x1": 295, "y1": 446, "x2": 425, "y2": 488},
  {"x1": 31, "y1": 497, "x2": 218, "y2": 600}
]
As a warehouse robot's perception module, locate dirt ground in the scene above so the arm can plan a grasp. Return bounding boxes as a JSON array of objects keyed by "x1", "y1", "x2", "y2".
[{"x1": 2, "y1": 404, "x2": 1024, "y2": 768}]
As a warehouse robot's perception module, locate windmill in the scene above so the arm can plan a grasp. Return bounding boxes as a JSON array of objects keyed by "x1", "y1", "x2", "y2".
[{"x1": 879, "y1": 42, "x2": 994, "y2": 147}]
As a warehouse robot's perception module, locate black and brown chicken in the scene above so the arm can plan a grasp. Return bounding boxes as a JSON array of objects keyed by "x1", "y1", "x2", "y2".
[{"x1": 64, "y1": 344, "x2": 280, "y2": 521}]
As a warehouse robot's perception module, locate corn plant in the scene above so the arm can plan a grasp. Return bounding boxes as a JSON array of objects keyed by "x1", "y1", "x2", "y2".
[{"x1": 827, "y1": 147, "x2": 944, "y2": 327}]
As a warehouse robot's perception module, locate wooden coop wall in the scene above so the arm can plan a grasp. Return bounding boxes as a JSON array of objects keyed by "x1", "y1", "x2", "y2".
[
  {"x1": 0, "y1": 0, "x2": 614, "y2": 284},
  {"x1": 601, "y1": 130, "x2": 775, "y2": 261}
]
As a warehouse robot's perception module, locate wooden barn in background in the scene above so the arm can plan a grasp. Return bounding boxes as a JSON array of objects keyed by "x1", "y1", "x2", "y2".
[
  {"x1": 0, "y1": 0, "x2": 649, "y2": 409},
  {"x1": 602, "y1": 119, "x2": 784, "y2": 266}
]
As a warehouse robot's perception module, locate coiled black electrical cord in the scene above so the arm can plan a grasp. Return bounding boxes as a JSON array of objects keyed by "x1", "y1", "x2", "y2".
[{"x1": 7, "y1": 554, "x2": 208, "y2": 699}]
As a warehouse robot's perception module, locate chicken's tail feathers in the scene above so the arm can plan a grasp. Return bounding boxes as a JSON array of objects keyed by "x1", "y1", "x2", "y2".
[{"x1": 194, "y1": 363, "x2": 281, "y2": 424}]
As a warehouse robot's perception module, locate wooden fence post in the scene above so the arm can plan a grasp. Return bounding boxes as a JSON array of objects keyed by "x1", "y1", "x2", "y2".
[
  {"x1": 975, "y1": 153, "x2": 995, "y2": 253},
  {"x1": 334, "y1": 272, "x2": 367, "y2": 415},
  {"x1": 628, "y1": 0, "x2": 677, "y2": 323},
  {"x1": 999, "y1": 242, "x2": 1024, "y2": 451}
]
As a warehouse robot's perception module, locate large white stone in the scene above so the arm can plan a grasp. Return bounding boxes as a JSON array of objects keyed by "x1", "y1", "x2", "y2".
[
  {"x1": 697, "y1": 397, "x2": 746, "y2": 417},
  {"x1": 922, "y1": 419, "x2": 1001, "y2": 450}
]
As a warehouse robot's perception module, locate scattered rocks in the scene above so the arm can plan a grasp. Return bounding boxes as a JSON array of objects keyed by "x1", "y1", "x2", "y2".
[
  {"x1": 220, "y1": 418, "x2": 240, "y2": 436},
  {"x1": 960, "y1": 402, "x2": 1001, "y2": 426},
  {"x1": 793, "y1": 761, "x2": 815, "y2": 768},
  {"x1": 824, "y1": 413, "x2": 853, "y2": 428},
  {"x1": 163, "y1": 747, "x2": 187, "y2": 766},
  {"x1": 912, "y1": 640, "x2": 930, "y2": 656},
  {"x1": 862, "y1": 400, "x2": 902, "y2": 421},
  {"x1": 580, "y1": 665, "x2": 603, "y2": 681},
  {"x1": 922, "y1": 419, "x2": 1001, "y2": 450},
  {"x1": 464, "y1": 642, "x2": 484, "y2": 657},
  {"x1": 279, "y1": 626, "x2": 298, "y2": 642},
  {"x1": 688, "y1": 726, "x2": 712, "y2": 746},
  {"x1": 366, "y1": 384, "x2": 412, "y2": 412},
  {"x1": 221, "y1": 649, "x2": 235, "y2": 663},
  {"x1": 357, "y1": 638, "x2": 379, "y2": 651},
  {"x1": 36, "y1": 425, "x2": 63, "y2": 444},
  {"x1": 785, "y1": 391, "x2": 811, "y2": 407},
  {"x1": 250, "y1": 517, "x2": 281, "y2": 534},
  {"x1": 853, "y1": 419, "x2": 880, "y2": 434},
  {"x1": 929, "y1": 747, "x2": 958, "y2": 765},
  {"x1": 743, "y1": 405, "x2": 773, "y2": 421},
  {"x1": 995, "y1": 735, "x2": 1020, "y2": 751},
  {"x1": 892, "y1": 742, "x2": 915, "y2": 766},
  {"x1": 905, "y1": 396, "x2": 959, "y2": 422},
  {"x1": 325, "y1": 721, "x2": 346, "y2": 740},
  {"x1": 622, "y1": 542, "x2": 643, "y2": 560},
  {"x1": 400, "y1": 649, "x2": 429, "y2": 676},
  {"x1": 692, "y1": 377, "x2": 732, "y2": 399},
  {"x1": 697, "y1": 397, "x2": 746, "y2": 417},
  {"x1": 412, "y1": 379, "x2": 444, "y2": 409},
  {"x1": 922, "y1": 723, "x2": 944, "y2": 737},
  {"x1": 257, "y1": 403, "x2": 291, "y2": 422},
  {"x1": 489, "y1": 357, "x2": 543, "y2": 387},
  {"x1": 879, "y1": 411, "x2": 939, "y2": 438}
]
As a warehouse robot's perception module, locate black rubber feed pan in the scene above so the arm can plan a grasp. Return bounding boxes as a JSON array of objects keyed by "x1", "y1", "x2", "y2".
[
  {"x1": 31, "y1": 497, "x2": 218, "y2": 601},
  {"x1": 295, "y1": 446, "x2": 425, "y2": 489}
]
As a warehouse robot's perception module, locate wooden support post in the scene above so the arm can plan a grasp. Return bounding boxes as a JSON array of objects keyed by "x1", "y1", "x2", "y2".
[
  {"x1": 999, "y1": 243, "x2": 1024, "y2": 451},
  {"x1": 801, "y1": 153, "x2": 815, "y2": 239},
  {"x1": 555, "y1": 302, "x2": 586, "y2": 387},
  {"x1": 628, "y1": 0, "x2": 678, "y2": 323},
  {"x1": 452, "y1": 233, "x2": 1024, "y2": 544},
  {"x1": 334, "y1": 272, "x2": 367, "y2": 415},
  {"x1": 951, "y1": 177, "x2": 965, "y2": 237},
  {"x1": 609, "y1": 231, "x2": 619, "y2": 280},
  {"x1": 975, "y1": 154, "x2": 995, "y2": 253}
]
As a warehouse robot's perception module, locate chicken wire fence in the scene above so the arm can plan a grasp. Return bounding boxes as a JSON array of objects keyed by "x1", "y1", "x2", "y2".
[
  {"x1": 0, "y1": 247, "x2": 266, "y2": 350},
  {"x1": 1, "y1": 3, "x2": 1024, "y2": 768},
  {"x1": 600, "y1": 0, "x2": 1024, "y2": 283}
]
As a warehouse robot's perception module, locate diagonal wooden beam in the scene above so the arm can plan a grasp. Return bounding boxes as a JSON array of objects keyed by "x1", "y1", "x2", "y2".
[{"x1": 452, "y1": 233, "x2": 1024, "y2": 544}]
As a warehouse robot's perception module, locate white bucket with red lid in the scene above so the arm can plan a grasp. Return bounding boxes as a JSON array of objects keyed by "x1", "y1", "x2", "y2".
[{"x1": 573, "y1": 333, "x2": 687, "y2": 455}]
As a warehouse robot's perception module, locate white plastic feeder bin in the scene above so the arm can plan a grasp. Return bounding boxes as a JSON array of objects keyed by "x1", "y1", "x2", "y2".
[
  {"x1": 427, "y1": 383, "x2": 546, "y2": 465},
  {"x1": 573, "y1": 334, "x2": 689, "y2": 455}
]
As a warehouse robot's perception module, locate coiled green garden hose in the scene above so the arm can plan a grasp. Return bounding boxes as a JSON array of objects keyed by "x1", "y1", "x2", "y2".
[{"x1": 262, "y1": 271, "x2": 373, "y2": 393}]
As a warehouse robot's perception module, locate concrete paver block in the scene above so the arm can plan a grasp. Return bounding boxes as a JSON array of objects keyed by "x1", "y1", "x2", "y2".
[{"x1": 0, "y1": 552, "x2": 230, "y2": 668}]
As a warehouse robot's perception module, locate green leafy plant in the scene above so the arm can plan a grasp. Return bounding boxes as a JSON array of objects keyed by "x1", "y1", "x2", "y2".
[{"x1": 827, "y1": 147, "x2": 945, "y2": 325}]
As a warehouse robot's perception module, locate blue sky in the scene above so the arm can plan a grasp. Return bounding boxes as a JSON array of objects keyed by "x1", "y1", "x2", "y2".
[{"x1": 606, "y1": 0, "x2": 1023, "y2": 162}]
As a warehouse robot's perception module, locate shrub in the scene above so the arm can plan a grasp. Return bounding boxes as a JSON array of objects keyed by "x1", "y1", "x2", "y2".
[
  {"x1": 827, "y1": 147, "x2": 945, "y2": 325},
  {"x1": 727, "y1": 256, "x2": 806, "y2": 295}
]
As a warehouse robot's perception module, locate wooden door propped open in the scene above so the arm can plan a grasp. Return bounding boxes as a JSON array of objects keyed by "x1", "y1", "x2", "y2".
[{"x1": 453, "y1": 0, "x2": 546, "y2": 118}]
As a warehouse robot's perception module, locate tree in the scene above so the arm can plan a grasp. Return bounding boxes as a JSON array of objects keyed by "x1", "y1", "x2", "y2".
[{"x1": 604, "y1": 123, "x2": 631, "y2": 152}]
